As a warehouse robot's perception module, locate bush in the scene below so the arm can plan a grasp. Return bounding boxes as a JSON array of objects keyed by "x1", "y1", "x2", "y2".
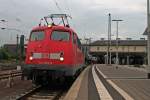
[{"x1": 0, "y1": 47, "x2": 12, "y2": 60}]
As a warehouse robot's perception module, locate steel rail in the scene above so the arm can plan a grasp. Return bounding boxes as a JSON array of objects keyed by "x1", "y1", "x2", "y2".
[
  {"x1": 15, "y1": 85, "x2": 42, "y2": 100},
  {"x1": 16, "y1": 85, "x2": 66, "y2": 100},
  {"x1": 0, "y1": 71, "x2": 22, "y2": 80}
]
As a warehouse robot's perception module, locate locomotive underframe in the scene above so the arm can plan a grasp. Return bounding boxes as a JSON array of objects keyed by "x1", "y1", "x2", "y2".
[{"x1": 22, "y1": 64, "x2": 83, "y2": 84}]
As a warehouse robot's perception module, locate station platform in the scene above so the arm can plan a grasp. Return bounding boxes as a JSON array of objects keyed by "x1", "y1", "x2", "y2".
[{"x1": 64, "y1": 64, "x2": 150, "y2": 100}]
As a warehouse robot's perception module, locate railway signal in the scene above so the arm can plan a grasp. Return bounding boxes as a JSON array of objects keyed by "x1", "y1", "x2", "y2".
[{"x1": 20, "y1": 35, "x2": 25, "y2": 60}]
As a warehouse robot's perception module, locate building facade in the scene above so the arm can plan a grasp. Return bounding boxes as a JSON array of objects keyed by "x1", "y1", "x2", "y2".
[{"x1": 89, "y1": 40, "x2": 147, "y2": 65}]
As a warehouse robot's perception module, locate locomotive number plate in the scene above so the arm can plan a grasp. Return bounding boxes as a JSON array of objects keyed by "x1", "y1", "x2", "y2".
[{"x1": 49, "y1": 53, "x2": 60, "y2": 59}]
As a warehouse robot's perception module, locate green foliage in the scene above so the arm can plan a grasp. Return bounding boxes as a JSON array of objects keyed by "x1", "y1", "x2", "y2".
[{"x1": 0, "y1": 46, "x2": 13, "y2": 60}]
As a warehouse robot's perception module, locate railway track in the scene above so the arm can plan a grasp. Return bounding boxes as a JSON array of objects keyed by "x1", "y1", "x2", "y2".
[
  {"x1": 0, "y1": 70, "x2": 22, "y2": 80},
  {"x1": 16, "y1": 82, "x2": 70, "y2": 100},
  {"x1": 26, "y1": 89, "x2": 66, "y2": 100}
]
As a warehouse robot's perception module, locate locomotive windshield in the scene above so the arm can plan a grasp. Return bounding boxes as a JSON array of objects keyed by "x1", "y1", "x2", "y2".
[
  {"x1": 30, "y1": 31, "x2": 45, "y2": 41},
  {"x1": 51, "y1": 31, "x2": 70, "y2": 41}
]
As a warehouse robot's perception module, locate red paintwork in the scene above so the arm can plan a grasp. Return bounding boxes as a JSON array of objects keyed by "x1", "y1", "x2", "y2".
[{"x1": 25, "y1": 25, "x2": 84, "y2": 68}]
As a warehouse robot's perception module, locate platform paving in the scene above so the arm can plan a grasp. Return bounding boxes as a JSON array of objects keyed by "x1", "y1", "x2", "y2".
[
  {"x1": 64, "y1": 66, "x2": 100, "y2": 100},
  {"x1": 96, "y1": 64, "x2": 150, "y2": 100},
  {"x1": 77, "y1": 67, "x2": 100, "y2": 100},
  {"x1": 65, "y1": 64, "x2": 150, "y2": 100}
]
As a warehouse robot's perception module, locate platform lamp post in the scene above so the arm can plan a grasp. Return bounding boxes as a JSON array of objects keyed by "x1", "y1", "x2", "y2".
[
  {"x1": 107, "y1": 14, "x2": 110, "y2": 65},
  {"x1": 147, "y1": 0, "x2": 150, "y2": 78},
  {"x1": 112, "y1": 19, "x2": 123, "y2": 67},
  {"x1": 85, "y1": 38, "x2": 89, "y2": 56},
  {"x1": 85, "y1": 38, "x2": 92, "y2": 54},
  {"x1": 108, "y1": 13, "x2": 112, "y2": 65}
]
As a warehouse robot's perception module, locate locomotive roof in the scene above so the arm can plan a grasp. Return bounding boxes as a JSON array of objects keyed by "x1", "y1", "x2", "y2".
[{"x1": 31, "y1": 25, "x2": 74, "y2": 32}]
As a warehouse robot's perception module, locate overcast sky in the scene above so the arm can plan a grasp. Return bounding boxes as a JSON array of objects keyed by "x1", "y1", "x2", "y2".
[{"x1": 0, "y1": 0, "x2": 147, "y2": 45}]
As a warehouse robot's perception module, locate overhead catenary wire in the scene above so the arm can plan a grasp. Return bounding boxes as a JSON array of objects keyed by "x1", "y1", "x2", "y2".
[
  {"x1": 63, "y1": 0, "x2": 72, "y2": 17},
  {"x1": 51, "y1": 0, "x2": 78, "y2": 34},
  {"x1": 63, "y1": 0, "x2": 85, "y2": 39},
  {"x1": 63, "y1": 0, "x2": 74, "y2": 28},
  {"x1": 53, "y1": 0, "x2": 63, "y2": 13}
]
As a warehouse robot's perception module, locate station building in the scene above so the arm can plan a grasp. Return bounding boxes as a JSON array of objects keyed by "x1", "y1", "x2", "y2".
[{"x1": 89, "y1": 39, "x2": 147, "y2": 65}]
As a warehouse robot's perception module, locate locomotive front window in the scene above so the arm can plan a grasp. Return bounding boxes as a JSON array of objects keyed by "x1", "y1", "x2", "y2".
[
  {"x1": 51, "y1": 31, "x2": 70, "y2": 41},
  {"x1": 30, "y1": 31, "x2": 45, "y2": 41}
]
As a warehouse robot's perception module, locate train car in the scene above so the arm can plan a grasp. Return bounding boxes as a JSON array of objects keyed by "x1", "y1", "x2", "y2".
[{"x1": 22, "y1": 14, "x2": 84, "y2": 84}]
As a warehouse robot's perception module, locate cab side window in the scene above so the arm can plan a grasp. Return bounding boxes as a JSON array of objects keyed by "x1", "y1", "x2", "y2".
[
  {"x1": 77, "y1": 37, "x2": 81, "y2": 50},
  {"x1": 72, "y1": 32, "x2": 81, "y2": 50},
  {"x1": 72, "y1": 32, "x2": 76, "y2": 44}
]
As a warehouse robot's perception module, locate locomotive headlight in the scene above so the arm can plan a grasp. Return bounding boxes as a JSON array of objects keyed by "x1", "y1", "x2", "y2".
[
  {"x1": 60, "y1": 57, "x2": 64, "y2": 61},
  {"x1": 29, "y1": 56, "x2": 33, "y2": 60}
]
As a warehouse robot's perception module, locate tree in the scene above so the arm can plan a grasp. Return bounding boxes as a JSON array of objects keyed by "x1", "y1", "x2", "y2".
[{"x1": 0, "y1": 46, "x2": 12, "y2": 60}]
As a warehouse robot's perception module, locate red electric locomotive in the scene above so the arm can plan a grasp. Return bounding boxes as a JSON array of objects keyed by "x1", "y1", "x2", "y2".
[{"x1": 22, "y1": 14, "x2": 85, "y2": 84}]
